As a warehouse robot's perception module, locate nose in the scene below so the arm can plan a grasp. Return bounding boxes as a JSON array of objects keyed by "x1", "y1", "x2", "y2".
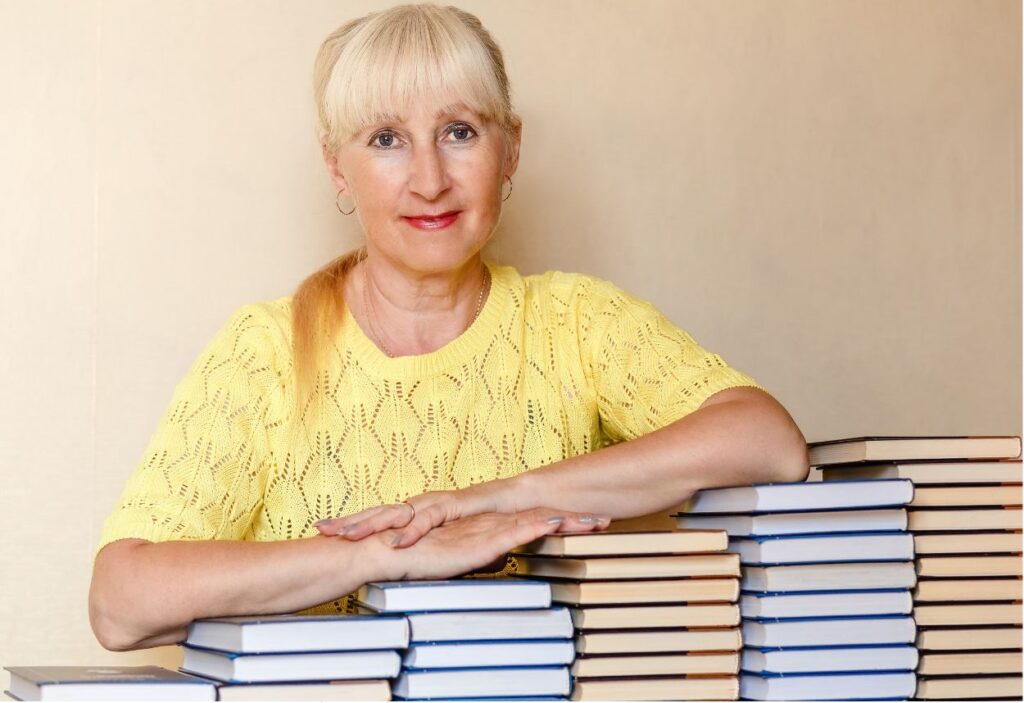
[{"x1": 408, "y1": 143, "x2": 449, "y2": 201}]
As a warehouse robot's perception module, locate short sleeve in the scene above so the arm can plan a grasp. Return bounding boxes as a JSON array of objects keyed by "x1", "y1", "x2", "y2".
[
  {"x1": 576, "y1": 277, "x2": 765, "y2": 442},
  {"x1": 95, "y1": 302, "x2": 288, "y2": 558}
]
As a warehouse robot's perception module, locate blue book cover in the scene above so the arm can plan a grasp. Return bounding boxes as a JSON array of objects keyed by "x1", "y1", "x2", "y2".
[
  {"x1": 730, "y1": 531, "x2": 914, "y2": 566},
  {"x1": 359, "y1": 578, "x2": 553, "y2": 613},
  {"x1": 682, "y1": 479, "x2": 914, "y2": 515},
  {"x1": 4, "y1": 667, "x2": 215, "y2": 702}
]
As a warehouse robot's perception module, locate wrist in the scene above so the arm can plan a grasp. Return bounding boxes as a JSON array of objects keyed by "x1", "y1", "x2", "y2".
[{"x1": 349, "y1": 531, "x2": 405, "y2": 583}]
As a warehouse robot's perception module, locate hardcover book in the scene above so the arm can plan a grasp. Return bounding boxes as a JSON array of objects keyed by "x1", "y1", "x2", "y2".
[
  {"x1": 516, "y1": 529, "x2": 727, "y2": 556},
  {"x1": 917, "y1": 651, "x2": 1022, "y2": 676},
  {"x1": 910, "y1": 485, "x2": 1023, "y2": 507},
  {"x1": 215, "y1": 680, "x2": 391, "y2": 701},
  {"x1": 391, "y1": 666, "x2": 570, "y2": 699},
  {"x1": 548, "y1": 578, "x2": 739, "y2": 605},
  {"x1": 916, "y1": 626, "x2": 1022, "y2": 650},
  {"x1": 4, "y1": 667, "x2": 215, "y2": 702},
  {"x1": 740, "y1": 589, "x2": 913, "y2": 619},
  {"x1": 570, "y1": 676, "x2": 739, "y2": 701},
  {"x1": 916, "y1": 555, "x2": 1022, "y2": 578},
  {"x1": 679, "y1": 479, "x2": 913, "y2": 514},
  {"x1": 185, "y1": 613, "x2": 408, "y2": 654},
  {"x1": 404, "y1": 607, "x2": 574, "y2": 643},
  {"x1": 575, "y1": 627, "x2": 742, "y2": 654},
  {"x1": 401, "y1": 640, "x2": 575, "y2": 669},
  {"x1": 913, "y1": 602, "x2": 1022, "y2": 627},
  {"x1": 569, "y1": 603, "x2": 740, "y2": 630},
  {"x1": 914, "y1": 531, "x2": 1022, "y2": 554},
  {"x1": 742, "y1": 561, "x2": 917, "y2": 593},
  {"x1": 741, "y1": 615, "x2": 916, "y2": 648},
  {"x1": 675, "y1": 508, "x2": 907, "y2": 537},
  {"x1": 730, "y1": 532, "x2": 914, "y2": 566},
  {"x1": 740, "y1": 671, "x2": 916, "y2": 701},
  {"x1": 821, "y1": 459, "x2": 1023, "y2": 484},
  {"x1": 908, "y1": 507, "x2": 1022, "y2": 531},
  {"x1": 514, "y1": 553, "x2": 740, "y2": 580},
  {"x1": 808, "y1": 435, "x2": 1022, "y2": 466},
  {"x1": 913, "y1": 578, "x2": 1022, "y2": 602},
  {"x1": 571, "y1": 652, "x2": 739, "y2": 678},
  {"x1": 741, "y1": 645, "x2": 919, "y2": 674},
  {"x1": 179, "y1": 646, "x2": 401, "y2": 684},
  {"x1": 915, "y1": 676, "x2": 1022, "y2": 700},
  {"x1": 356, "y1": 578, "x2": 551, "y2": 613}
]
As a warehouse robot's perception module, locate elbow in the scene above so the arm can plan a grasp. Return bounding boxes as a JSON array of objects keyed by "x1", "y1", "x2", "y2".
[
  {"x1": 88, "y1": 541, "x2": 154, "y2": 652},
  {"x1": 89, "y1": 583, "x2": 139, "y2": 651},
  {"x1": 771, "y1": 406, "x2": 810, "y2": 484}
]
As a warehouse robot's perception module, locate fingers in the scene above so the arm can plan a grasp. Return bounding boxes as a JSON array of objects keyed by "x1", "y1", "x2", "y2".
[
  {"x1": 553, "y1": 512, "x2": 612, "y2": 533},
  {"x1": 315, "y1": 503, "x2": 412, "y2": 539},
  {"x1": 389, "y1": 502, "x2": 448, "y2": 549},
  {"x1": 500, "y1": 508, "x2": 608, "y2": 551}
]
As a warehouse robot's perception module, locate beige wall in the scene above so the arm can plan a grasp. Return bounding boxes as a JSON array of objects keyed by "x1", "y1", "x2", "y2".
[{"x1": 2, "y1": 0, "x2": 1020, "y2": 676}]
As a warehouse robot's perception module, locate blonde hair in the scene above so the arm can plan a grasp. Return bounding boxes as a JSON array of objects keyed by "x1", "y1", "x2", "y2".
[{"x1": 293, "y1": 4, "x2": 519, "y2": 403}]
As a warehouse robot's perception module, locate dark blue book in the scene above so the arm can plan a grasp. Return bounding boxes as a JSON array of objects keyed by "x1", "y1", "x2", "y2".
[
  {"x1": 179, "y1": 645, "x2": 401, "y2": 684},
  {"x1": 730, "y1": 531, "x2": 914, "y2": 566},
  {"x1": 4, "y1": 666, "x2": 215, "y2": 701},
  {"x1": 185, "y1": 612, "x2": 408, "y2": 653},
  {"x1": 357, "y1": 578, "x2": 551, "y2": 613}
]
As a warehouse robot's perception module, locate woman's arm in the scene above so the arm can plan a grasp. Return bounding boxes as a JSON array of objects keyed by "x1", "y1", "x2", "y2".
[
  {"x1": 318, "y1": 387, "x2": 808, "y2": 545},
  {"x1": 89, "y1": 508, "x2": 600, "y2": 652}
]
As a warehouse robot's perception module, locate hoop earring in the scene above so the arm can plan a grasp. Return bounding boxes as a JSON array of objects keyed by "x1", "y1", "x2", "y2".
[
  {"x1": 501, "y1": 176, "x2": 513, "y2": 202},
  {"x1": 335, "y1": 190, "x2": 356, "y2": 216}
]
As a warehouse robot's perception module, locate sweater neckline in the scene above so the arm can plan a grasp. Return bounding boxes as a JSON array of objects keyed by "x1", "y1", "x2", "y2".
[{"x1": 339, "y1": 261, "x2": 512, "y2": 377}]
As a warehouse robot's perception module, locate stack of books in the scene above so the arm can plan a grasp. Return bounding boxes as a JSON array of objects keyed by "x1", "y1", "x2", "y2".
[
  {"x1": 813, "y1": 435, "x2": 1023, "y2": 701},
  {"x1": 356, "y1": 579, "x2": 574, "y2": 700},
  {"x1": 513, "y1": 530, "x2": 743, "y2": 701},
  {"x1": 674, "y1": 480, "x2": 919, "y2": 701},
  {"x1": 179, "y1": 613, "x2": 406, "y2": 700}
]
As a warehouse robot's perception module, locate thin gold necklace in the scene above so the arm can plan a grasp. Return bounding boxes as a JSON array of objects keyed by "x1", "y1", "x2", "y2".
[{"x1": 362, "y1": 264, "x2": 491, "y2": 358}]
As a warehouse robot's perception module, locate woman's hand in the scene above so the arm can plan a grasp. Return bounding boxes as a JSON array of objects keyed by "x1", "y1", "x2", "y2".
[
  {"x1": 368, "y1": 508, "x2": 609, "y2": 582},
  {"x1": 315, "y1": 484, "x2": 609, "y2": 548}
]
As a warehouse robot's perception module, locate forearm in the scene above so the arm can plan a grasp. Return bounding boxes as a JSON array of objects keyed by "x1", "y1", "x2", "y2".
[
  {"x1": 503, "y1": 387, "x2": 809, "y2": 519},
  {"x1": 89, "y1": 535, "x2": 392, "y2": 651}
]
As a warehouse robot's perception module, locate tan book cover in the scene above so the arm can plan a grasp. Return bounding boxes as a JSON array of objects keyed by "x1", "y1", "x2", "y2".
[
  {"x1": 916, "y1": 555, "x2": 1022, "y2": 578},
  {"x1": 916, "y1": 676, "x2": 1022, "y2": 700},
  {"x1": 570, "y1": 604, "x2": 740, "y2": 630},
  {"x1": 550, "y1": 578, "x2": 740, "y2": 605},
  {"x1": 570, "y1": 675, "x2": 739, "y2": 701},
  {"x1": 917, "y1": 652, "x2": 1022, "y2": 676},
  {"x1": 911, "y1": 485, "x2": 1023, "y2": 507},
  {"x1": 916, "y1": 626, "x2": 1023, "y2": 650},
  {"x1": 914, "y1": 578, "x2": 1022, "y2": 602},
  {"x1": 218, "y1": 680, "x2": 391, "y2": 701},
  {"x1": 516, "y1": 553, "x2": 740, "y2": 580},
  {"x1": 822, "y1": 460, "x2": 1023, "y2": 484},
  {"x1": 914, "y1": 532, "x2": 1023, "y2": 555},
  {"x1": 576, "y1": 627, "x2": 741, "y2": 654},
  {"x1": 517, "y1": 530, "x2": 728, "y2": 557},
  {"x1": 572, "y1": 652, "x2": 739, "y2": 678},
  {"x1": 908, "y1": 508, "x2": 1022, "y2": 532},
  {"x1": 914, "y1": 602, "x2": 1022, "y2": 627},
  {"x1": 808, "y1": 436, "x2": 1022, "y2": 466}
]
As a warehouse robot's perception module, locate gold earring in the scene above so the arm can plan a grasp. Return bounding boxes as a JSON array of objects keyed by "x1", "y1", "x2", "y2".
[
  {"x1": 501, "y1": 177, "x2": 513, "y2": 202},
  {"x1": 335, "y1": 190, "x2": 355, "y2": 215}
]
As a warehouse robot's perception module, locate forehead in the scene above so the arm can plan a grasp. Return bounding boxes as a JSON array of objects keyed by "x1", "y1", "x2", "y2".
[{"x1": 362, "y1": 99, "x2": 482, "y2": 129}]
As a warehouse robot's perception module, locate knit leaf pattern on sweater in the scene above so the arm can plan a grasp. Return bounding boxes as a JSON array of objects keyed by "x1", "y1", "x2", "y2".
[{"x1": 98, "y1": 266, "x2": 762, "y2": 614}]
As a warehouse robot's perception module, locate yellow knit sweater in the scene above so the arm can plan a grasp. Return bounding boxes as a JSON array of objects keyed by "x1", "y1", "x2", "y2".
[{"x1": 98, "y1": 264, "x2": 760, "y2": 612}]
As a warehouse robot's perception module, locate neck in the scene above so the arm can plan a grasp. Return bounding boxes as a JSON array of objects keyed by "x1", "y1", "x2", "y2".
[{"x1": 354, "y1": 256, "x2": 491, "y2": 357}]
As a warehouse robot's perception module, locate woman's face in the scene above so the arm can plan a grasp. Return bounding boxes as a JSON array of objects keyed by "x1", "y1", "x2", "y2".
[{"x1": 325, "y1": 100, "x2": 520, "y2": 277}]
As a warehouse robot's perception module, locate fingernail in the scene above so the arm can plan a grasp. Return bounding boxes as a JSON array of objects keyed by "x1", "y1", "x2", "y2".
[
  {"x1": 315, "y1": 520, "x2": 331, "y2": 529},
  {"x1": 339, "y1": 524, "x2": 355, "y2": 536},
  {"x1": 579, "y1": 514, "x2": 611, "y2": 525},
  {"x1": 547, "y1": 516, "x2": 566, "y2": 525},
  {"x1": 390, "y1": 533, "x2": 405, "y2": 546}
]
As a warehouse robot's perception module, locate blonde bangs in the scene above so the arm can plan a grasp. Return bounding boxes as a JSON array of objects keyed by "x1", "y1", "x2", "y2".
[{"x1": 317, "y1": 5, "x2": 514, "y2": 152}]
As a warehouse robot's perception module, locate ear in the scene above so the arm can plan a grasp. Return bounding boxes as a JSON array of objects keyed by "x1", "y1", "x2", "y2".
[
  {"x1": 322, "y1": 143, "x2": 352, "y2": 195},
  {"x1": 503, "y1": 119, "x2": 523, "y2": 180}
]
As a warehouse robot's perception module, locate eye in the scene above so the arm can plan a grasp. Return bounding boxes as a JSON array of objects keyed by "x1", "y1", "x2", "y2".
[
  {"x1": 370, "y1": 130, "x2": 397, "y2": 149},
  {"x1": 446, "y1": 123, "x2": 477, "y2": 142}
]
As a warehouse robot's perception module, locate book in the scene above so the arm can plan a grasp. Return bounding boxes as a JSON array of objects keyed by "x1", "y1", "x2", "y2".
[
  {"x1": 401, "y1": 640, "x2": 575, "y2": 669},
  {"x1": 915, "y1": 675, "x2": 1022, "y2": 700},
  {"x1": 405, "y1": 607, "x2": 574, "y2": 642},
  {"x1": 742, "y1": 561, "x2": 916, "y2": 592},
  {"x1": 808, "y1": 436, "x2": 1022, "y2": 466},
  {"x1": 180, "y1": 646, "x2": 401, "y2": 683},
  {"x1": 914, "y1": 578, "x2": 1022, "y2": 602},
  {"x1": 570, "y1": 676, "x2": 739, "y2": 701},
  {"x1": 679, "y1": 479, "x2": 913, "y2": 514},
  {"x1": 740, "y1": 589, "x2": 913, "y2": 619},
  {"x1": 911, "y1": 485, "x2": 1023, "y2": 507},
  {"x1": 571, "y1": 652, "x2": 739, "y2": 678},
  {"x1": 730, "y1": 531, "x2": 914, "y2": 565},
  {"x1": 570, "y1": 603, "x2": 739, "y2": 630},
  {"x1": 575, "y1": 628, "x2": 741, "y2": 654},
  {"x1": 740, "y1": 671, "x2": 916, "y2": 701},
  {"x1": 514, "y1": 553, "x2": 740, "y2": 580},
  {"x1": 4, "y1": 667, "x2": 215, "y2": 701},
  {"x1": 675, "y1": 508, "x2": 907, "y2": 537},
  {"x1": 741, "y1": 645, "x2": 919, "y2": 674},
  {"x1": 185, "y1": 613, "x2": 408, "y2": 653},
  {"x1": 355, "y1": 578, "x2": 551, "y2": 612},
  {"x1": 914, "y1": 531, "x2": 1023, "y2": 554},
  {"x1": 516, "y1": 529, "x2": 728, "y2": 556},
  {"x1": 391, "y1": 666, "x2": 570, "y2": 699},
  {"x1": 914, "y1": 602, "x2": 1022, "y2": 627},
  {"x1": 549, "y1": 578, "x2": 739, "y2": 605},
  {"x1": 916, "y1": 626, "x2": 1022, "y2": 650},
  {"x1": 916, "y1": 555, "x2": 1022, "y2": 578},
  {"x1": 908, "y1": 507, "x2": 1022, "y2": 531},
  {"x1": 741, "y1": 615, "x2": 916, "y2": 648},
  {"x1": 821, "y1": 460, "x2": 1023, "y2": 484},
  {"x1": 215, "y1": 680, "x2": 391, "y2": 701},
  {"x1": 917, "y1": 651, "x2": 1022, "y2": 675}
]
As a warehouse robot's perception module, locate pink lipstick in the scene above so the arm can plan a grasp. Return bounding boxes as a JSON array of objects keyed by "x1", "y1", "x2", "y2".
[{"x1": 403, "y1": 211, "x2": 460, "y2": 230}]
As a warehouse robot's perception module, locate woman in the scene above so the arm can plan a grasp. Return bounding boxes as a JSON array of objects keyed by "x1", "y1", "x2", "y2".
[{"x1": 89, "y1": 3, "x2": 808, "y2": 652}]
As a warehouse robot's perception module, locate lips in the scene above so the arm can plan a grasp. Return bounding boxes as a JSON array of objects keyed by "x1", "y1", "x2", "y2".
[{"x1": 403, "y1": 211, "x2": 461, "y2": 230}]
